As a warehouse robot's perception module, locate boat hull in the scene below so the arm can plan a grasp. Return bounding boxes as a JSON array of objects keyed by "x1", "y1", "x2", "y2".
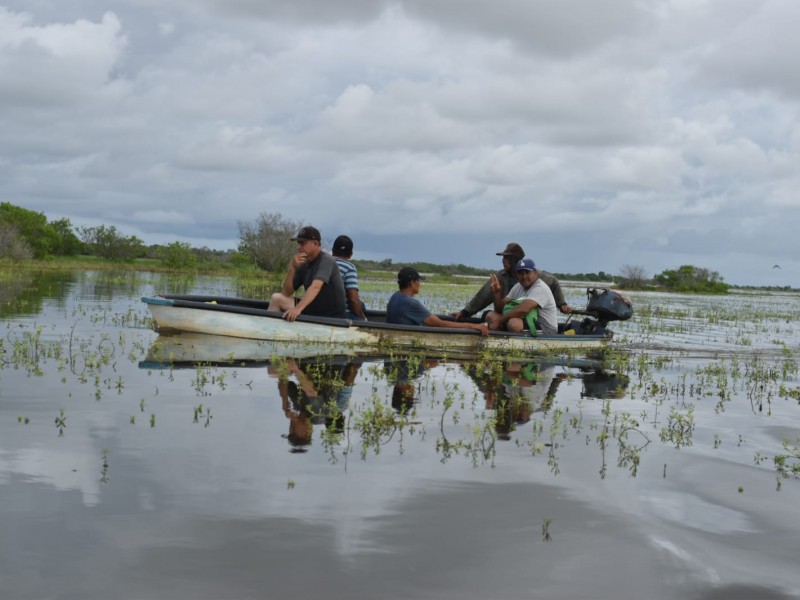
[{"x1": 142, "y1": 295, "x2": 610, "y2": 354}]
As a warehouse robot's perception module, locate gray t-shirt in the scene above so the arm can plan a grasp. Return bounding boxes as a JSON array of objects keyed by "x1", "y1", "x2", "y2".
[{"x1": 293, "y1": 252, "x2": 346, "y2": 318}]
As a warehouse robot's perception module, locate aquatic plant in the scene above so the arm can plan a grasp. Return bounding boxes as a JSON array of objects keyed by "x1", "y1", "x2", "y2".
[
  {"x1": 351, "y1": 394, "x2": 406, "y2": 459},
  {"x1": 54, "y1": 409, "x2": 66, "y2": 436},
  {"x1": 542, "y1": 518, "x2": 553, "y2": 542},
  {"x1": 660, "y1": 405, "x2": 695, "y2": 448},
  {"x1": 773, "y1": 439, "x2": 800, "y2": 479}
]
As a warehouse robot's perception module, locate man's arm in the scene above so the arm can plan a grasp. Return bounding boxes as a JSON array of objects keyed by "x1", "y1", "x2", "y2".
[
  {"x1": 498, "y1": 298, "x2": 537, "y2": 326},
  {"x1": 281, "y1": 267, "x2": 295, "y2": 297},
  {"x1": 346, "y1": 288, "x2": 367, "y2": 319},
  {"x1": 461, "y1": 278, "x2": 494, "y2": 316},
  {"x1": 547, "y1": 278, "x2": 571, "y2": 313},
  {"x1": 281, "y1": 254, "x2": 306, "y2": 296},
  {"x1": 490, "y1": 274, "x2": 511, "y2": 312},
  {"x1": 287, "y1": 358, "x2": 319, "y2": 397},
  {"x1": 548, "y1": 280, "x2": 566, "y2": 309},
  {"x1": 492, "y1": 295, "x2": 509, "y2": 313},
  {"x1": 423, "y1": 314, "x2": 489, "y2": 336},
  {"x1": 277, "y1": 375, "x2": 293, "y2": 415},
  {"x1": 284, "y1": 279, "x2": 324, "y2": 322}
]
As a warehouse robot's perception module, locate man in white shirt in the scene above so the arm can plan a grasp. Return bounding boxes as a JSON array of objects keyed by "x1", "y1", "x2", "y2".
[{"x1": 486, "y1": 257, "x2": 559, "y2": 335}]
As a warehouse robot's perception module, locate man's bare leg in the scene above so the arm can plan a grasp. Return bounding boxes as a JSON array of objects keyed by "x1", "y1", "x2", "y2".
[
  {"x1": 268, "y1": 293, "x2": 296, "y2": 312},
  {"x1": 486, "y1": 311, "x2": 503, "y2": 330},
  {"x1": 505, "y1": 317, "x2": 524, "y2": 332}
]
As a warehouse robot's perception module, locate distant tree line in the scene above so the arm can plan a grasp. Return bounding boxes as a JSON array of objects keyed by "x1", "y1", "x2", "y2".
[
  {"x1": 1, "y1": 202, "x2": 83, "y2": 259},
  {"x1": 653, "y1": 265, "x2": 730, "y2": 293},
  {"x1": 351, "y1": 258, "x2": 491, "y2": 277},
  {"x1": 618, "y1": 263, "x2": 730, "y2": 294},
  {"x1": 0, "y1": 204, "x2": 735, "y2": 292},
  {"x1": 0, "y1": 202, "x2": 241, "y2": 269},
  {"x1": 350, "y1": 257, "x2": 616, "y2": 283}
]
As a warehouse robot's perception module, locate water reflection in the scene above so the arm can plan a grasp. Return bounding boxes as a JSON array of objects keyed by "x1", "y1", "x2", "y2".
[
  {"x1": 383, "y1": 357, "x2": 438, "y2": 414},
  {"x1": 140, "y1": 332, "x2": 629, "y2": 461},
  {"x1": 463, "y1": 360, "x2": 629, "y2": 437},
  {"x1": 141, "y1": 332, "x2": 360, "y2": 367},
  {"x1": 148, "y1": 272, "x2": 198, "y2": 296},
  {"x1": 0, "y1": 269, "x2": 201, "y2": 319},
  {"x1": 580, "y1": 369, "x2": 630, "y2": 400},
  {"x1": 142, "y1": 332, "x2": 627, "y2": 423},
  {"x1": 461, "y1": 362, "x2": 558, "y2": 439},
  {"x1": 0, "y1": 269, "x2": 76, "y2": 318},
  {"x1": 267, "y1": 357, "x2": 362, "y2": 453}
]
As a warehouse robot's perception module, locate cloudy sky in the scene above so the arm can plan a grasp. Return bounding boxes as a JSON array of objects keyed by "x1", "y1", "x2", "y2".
[{"x1": 2, "y1": 0, "x2": 798, "y2": 286}]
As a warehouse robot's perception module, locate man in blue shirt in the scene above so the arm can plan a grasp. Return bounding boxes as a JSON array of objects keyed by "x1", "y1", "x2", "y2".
[{"x1": 387, "y1": 267, "x2": 488, "y2": 335}]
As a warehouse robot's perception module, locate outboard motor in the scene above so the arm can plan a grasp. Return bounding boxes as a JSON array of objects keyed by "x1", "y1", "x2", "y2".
[
  {"x1": 561, "y1": 288, "x2": 633, "y2": 336},
  {"x1": 585, "y1": 288, "x2": 633, "y2": 325}
]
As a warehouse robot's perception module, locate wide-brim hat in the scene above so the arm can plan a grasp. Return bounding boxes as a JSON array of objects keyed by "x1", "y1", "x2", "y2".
[{"x1": 496, "y1": 242, "x2": 525, "y2": 258}]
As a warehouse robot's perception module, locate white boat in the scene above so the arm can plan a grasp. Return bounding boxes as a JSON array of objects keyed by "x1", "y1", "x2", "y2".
[{"x1": 141, "y1": 294, "x2": 617, "y2": 355}]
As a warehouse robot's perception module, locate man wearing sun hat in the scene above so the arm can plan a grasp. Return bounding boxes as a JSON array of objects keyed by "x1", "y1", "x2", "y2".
[
  {"x1": 452, "y1": 242, "x2": 571, "y2": 321},
  {"x1": 486, "y1": 257, "x2": 559, "y2": 335},
  {"x1": 267, "y1": 225, "x2": 346, "y2": 322}
]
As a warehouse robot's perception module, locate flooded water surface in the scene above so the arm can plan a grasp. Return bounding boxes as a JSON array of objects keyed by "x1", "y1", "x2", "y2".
[{"x1": 2, "y1": 271, "x2": 800, "y2": 599}]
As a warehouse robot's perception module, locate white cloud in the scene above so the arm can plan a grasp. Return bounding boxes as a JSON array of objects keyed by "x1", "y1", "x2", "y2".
[
  {"x1": 764, "y1": 185, "x2": 800, "y2": 210},
  {"x1": 695, "y1": 1, "x2": 800, "y2": 98},
  {"x1": 0, "y1": 9, "x2": 128, "y2": 106},
  {"x1": 1, "y1": 1, "x2": 799, "y2": 284},
  {"x1": 600, "y1": 146, "x2": 685, "y2": 191}
]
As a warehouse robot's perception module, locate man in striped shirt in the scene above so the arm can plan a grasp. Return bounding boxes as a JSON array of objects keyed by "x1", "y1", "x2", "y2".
[{"x1": 332, "y1": 235, "x2": 367, "y2": 320}]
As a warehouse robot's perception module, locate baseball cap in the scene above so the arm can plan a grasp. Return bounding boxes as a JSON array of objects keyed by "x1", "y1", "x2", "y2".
[
  {"x1": 496, "y1": 243, "x2": 525, "y2": 258},
  {"x1": 333, "y1": 235, "x2": 353, "y2": 256},
  {"x1": 290, "y1": 226, "x2": 321, "y2": 242},
  {"x1": 515, "y1": 257, "x2": 536, "y2": 271}
]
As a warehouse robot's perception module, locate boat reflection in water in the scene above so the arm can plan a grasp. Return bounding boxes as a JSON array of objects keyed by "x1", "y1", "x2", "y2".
[
  {"x1": 141, "y1": 332, "x2": 628, "y2": 450},
  {"x1": 462, "y1": 360, "x2": 629, "y2": 440},
  {"x1": 139, "y1": 331, "x2": 362, "y2": 368}
]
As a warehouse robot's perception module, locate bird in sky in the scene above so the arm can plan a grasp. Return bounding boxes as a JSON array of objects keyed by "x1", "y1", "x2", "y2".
[{"x1": 773, "y1": 264, "x2": 781, "y2": 269}]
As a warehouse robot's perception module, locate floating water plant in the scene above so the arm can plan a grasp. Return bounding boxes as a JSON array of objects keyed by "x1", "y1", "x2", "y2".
[{"x1": 54, "y1": 409, "x2": 66, "y2": 436}]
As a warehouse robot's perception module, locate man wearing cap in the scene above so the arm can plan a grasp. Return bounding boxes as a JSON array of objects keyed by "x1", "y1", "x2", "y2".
[
  {"x1": 332, "y1": 235, "x2": 367, "y2": 320},
  {"x1": 452, "y1": 243, "x2": 571, "y2": 320},
  {"x1": 268, "y1": 225, "x2": 346, "y2": 322},
  {"x1": 486, "y1": 257, "x2": 559, "y2": 336},
  {"x1": 387, "y1": 267, "x2": 489, "y2": 335}
]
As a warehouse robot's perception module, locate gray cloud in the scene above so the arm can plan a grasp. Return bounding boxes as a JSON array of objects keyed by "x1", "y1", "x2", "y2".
[
  {"x1": 402, "y1": 0, "x2": 649, "y2": 57},
  {"x1": 1, "y1": 1, "x2": 798, "y2": 285}
]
